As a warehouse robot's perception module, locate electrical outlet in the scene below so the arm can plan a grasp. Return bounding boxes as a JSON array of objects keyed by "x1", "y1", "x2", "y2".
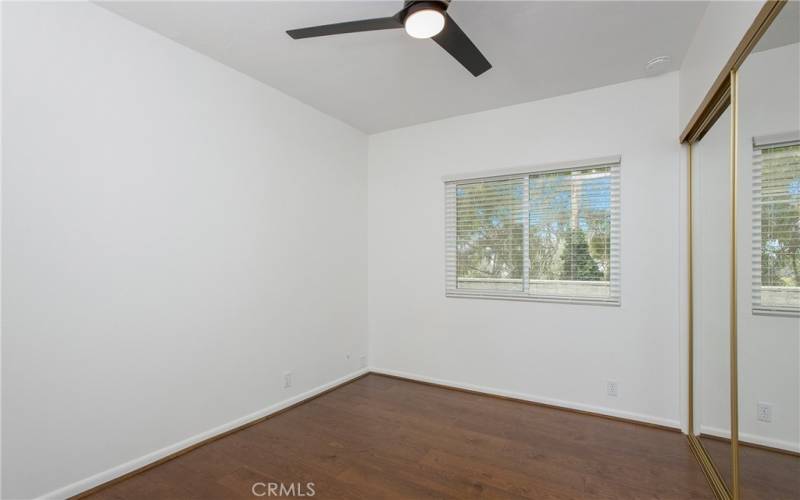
[
  {"x1": 757, "y1": 402, "x2": 772, "y2": 423},
  {"x1": 607, "y1": 381, "x2": 619, "y2": 397},
  {"x1": 283, "y1": 371, "x2": 292, "y2": 389},
  {"x1": 359, "y1": 355, "x2": 367, "y2": 369}
]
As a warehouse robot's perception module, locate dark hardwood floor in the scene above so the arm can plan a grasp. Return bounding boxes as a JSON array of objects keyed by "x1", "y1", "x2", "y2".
[
  {"x1": 702, "y1": 437, "x2": 800, "y2": 500},
  {"x1": 699, "y1": 435, "x2": 732, "y2": 490},
  {"x1": 84, "y1": 374, "x2": 715, "y2": 499}
]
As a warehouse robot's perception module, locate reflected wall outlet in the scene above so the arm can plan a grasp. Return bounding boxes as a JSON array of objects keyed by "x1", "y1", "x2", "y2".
[
  {"x1": 757, "y1": 402, "x2": 772, "y2": 423},
  {"x1": 607, "y1": 381, "x2": 619, "y2": 397},
  {"x1": 283, "y1": 371, "x2": 292, "y2": 389}
]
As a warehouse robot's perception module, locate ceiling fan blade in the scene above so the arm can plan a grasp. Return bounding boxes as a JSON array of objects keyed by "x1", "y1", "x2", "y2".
[
  {"x1": 287, "y1": 16, "x2": 403, "y2": 39},
  {"x1": 432, "y1": 13, "x2": 491, "y2": 77}
]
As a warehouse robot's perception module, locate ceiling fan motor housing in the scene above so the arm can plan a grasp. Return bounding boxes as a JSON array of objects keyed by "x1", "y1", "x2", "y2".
[{"x1": 403, "y1": 1, "x2": 449, "y2": 21}]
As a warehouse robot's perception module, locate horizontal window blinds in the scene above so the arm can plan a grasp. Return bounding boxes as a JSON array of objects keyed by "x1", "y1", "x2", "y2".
[
  {"x1": 445, "y1": 160, "x2": 621, "y2": 305},
  {"x1": 752, "y1": 134, "x2": 800, "y2": 316}
]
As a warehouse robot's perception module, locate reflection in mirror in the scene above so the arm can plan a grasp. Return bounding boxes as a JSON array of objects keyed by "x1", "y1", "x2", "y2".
[
  {"x1": 692, "y1": 106, "x2": 733, "y2": 492},
  {"x1": 737, "y1": 2, "x2": 800, "y2": 498}
]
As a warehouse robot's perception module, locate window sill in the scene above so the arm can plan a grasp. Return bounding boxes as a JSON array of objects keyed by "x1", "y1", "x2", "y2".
[
  {"x1": 445, "y1": 290, "x2": 621, "y2": 307},
  {"x1": 752, "y1": 306, "x2": 800, "y2": 318}
]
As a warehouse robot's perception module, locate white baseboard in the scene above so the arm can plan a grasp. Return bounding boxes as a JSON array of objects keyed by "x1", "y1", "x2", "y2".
[
  {"x1": 36, "y1": 368, "x2": 369, "y2": 500},
  {"x1": 699, "y1": 425, "x2": 799, "y2": 453},
  {"x1": 371, "y1": 368, "x2": 681, "y2": 430}
]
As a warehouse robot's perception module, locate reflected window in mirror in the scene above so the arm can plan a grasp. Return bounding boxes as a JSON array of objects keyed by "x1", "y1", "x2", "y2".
[{"x1": 752, "y1": 135, "x2": 800, "y2": 315}]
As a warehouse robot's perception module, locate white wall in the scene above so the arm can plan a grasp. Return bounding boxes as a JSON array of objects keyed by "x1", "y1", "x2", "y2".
[
  {"x1": 0, "y1": 2, "x2": 5, "y2": 498},
  {"x1": 679, "y1": 1, "x2": 762, "y2": 128},
  {"x1": 1, "y1": 3, "x2": 368, "y2": 499},
  {"x1": 367, "y1": 73, "x2": 683, "y2": 427}
]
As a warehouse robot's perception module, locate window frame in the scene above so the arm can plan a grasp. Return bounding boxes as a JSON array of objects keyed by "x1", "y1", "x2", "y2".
[
  {"x1": 751, "y1": 132, "x2": 800, "y2": 317},
  {"x1": 443, "y1": 156, "x2": 622, "y2": 306}
]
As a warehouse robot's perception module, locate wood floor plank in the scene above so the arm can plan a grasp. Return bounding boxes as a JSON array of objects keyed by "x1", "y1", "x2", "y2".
[
  {"x1": 702, "y1": 438, "x2": 800, "y2": 500},
  {"x1": 81, "y1": 374, "x2": 720, "y2": 499}
]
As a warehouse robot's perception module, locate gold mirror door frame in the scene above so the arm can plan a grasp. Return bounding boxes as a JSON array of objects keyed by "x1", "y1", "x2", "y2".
[
  {"x1": 686, "y1": 78, "x2": 737, "y2": 500},
  {"x1": 682, "y1": 3, "x2": 788, "y2": 499}
]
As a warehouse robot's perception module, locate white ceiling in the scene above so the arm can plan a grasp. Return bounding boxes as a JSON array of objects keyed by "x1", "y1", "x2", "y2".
[
  {"x1": 755, "y1": 0, "x2": 799, "y2": 52},
  {"x1": 99, "y1": 1, "x2": 709, "y2": 133}
]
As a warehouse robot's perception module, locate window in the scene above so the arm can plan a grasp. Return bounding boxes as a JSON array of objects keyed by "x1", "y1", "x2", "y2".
[
  {"x1": 444, "y1": 157, "x2": 620, "y2": 305},
  {"x1": 752, "y1": 133, "x2": 800, "y2": 315}
]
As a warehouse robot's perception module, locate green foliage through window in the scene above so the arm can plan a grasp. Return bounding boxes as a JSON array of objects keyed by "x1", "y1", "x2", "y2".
[
  {"x1": 456, "y1": 179, "x2": 524, "y2": 290},
  {"x1": 529, "y1": 168, "x2": 611, "y2": 284},
  {"x1": 759, "y1": 143, "x2": 800, "y2": 290},
  {"x1": 453, "y1": 165, "x2": 615, "y2": 299}
]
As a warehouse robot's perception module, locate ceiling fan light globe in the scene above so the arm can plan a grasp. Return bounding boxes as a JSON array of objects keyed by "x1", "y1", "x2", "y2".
[{"x1": 404, "y1": 9, "x2": 445, "y2": 39}]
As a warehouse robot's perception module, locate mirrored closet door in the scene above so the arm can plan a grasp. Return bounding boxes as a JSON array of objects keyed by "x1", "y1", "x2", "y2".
[
  {"x1": 691, "y1": 104, "x2": 735, "y2": 496},
  {"x1": 685, "y1": 2, "x2": 800, "y2": 499},
  {"x1": 736, "y1": 2, "x2": 800, "y2": 498}
]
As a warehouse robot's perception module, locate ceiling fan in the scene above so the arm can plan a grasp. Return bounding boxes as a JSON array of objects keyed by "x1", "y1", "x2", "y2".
[{"x1": 286, "y1": 0, "x2": 491, "y2": 77}]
